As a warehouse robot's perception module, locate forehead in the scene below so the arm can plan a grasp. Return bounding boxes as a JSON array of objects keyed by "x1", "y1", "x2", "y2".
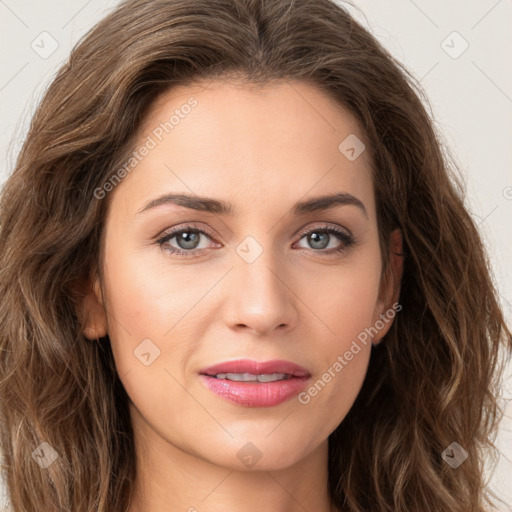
[{"x1": 109, "y1": 78, "x2": 375, "y2": 220}]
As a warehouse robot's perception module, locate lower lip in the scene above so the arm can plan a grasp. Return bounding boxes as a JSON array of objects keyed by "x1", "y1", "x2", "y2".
[{"x1": 199, "y1": 375, "x2": 309, "y2": 407}]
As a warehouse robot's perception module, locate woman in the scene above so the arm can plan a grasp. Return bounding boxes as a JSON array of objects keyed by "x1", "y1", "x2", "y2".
[{"x1": 0, "y1": 0, "x2": 510, "y2": 510}]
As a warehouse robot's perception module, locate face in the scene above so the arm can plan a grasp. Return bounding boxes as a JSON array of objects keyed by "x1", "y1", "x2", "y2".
[{"x1": 83, "y1": 79, "x2": 402, "y2": 472}]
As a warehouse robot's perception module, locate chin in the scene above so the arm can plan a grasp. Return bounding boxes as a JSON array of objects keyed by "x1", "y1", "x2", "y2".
[{"x1": 206, "y1": 436, "x2": 313, "y2": 472}]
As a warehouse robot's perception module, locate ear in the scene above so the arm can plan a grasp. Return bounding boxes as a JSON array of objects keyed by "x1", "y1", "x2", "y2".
[
  {"x1": 73, "y1": 274, "x2": 108, "y2": 340},
  {"x1": 371, "y1": 228, "x2": 404, "y2": 345}
]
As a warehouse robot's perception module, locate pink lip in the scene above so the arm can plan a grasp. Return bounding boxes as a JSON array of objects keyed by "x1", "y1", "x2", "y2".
[{"x1": 199, "y1": 358, "x2": 311, "y2": 407}]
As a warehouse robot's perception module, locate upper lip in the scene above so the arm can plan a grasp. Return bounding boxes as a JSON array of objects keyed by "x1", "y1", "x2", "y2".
[{"x1": 200, "y1": 359, "x2": 310, "y2": 378}]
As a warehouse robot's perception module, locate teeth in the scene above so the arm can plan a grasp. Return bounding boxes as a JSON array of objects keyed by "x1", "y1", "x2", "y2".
[
  {"x1": 214, "y1": 372, "x2": 290, "y2": 382},
  {"x1": 256, "y1": 373, "x2": 289, "y2": 383}
]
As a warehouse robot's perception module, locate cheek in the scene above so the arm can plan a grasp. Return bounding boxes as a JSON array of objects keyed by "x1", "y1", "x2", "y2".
[
  {"x1": 101, "y1": 241, "x2": 231, "y2": 390},
  {"x1": 310, "y1": 252, "x2": 382, "y2": 346},
  {"x1": 100, "y1": 246, "x2": 186, "y2": 372},
  {"x1": 299, "y1": 284, "x2": 375, "y2": 433},
  {"x1": 102, "y1": 252, "x2": 203, "y2": 424},
  {"x1": 300, "y1": 251, "x2": 381, "y2": 419}
]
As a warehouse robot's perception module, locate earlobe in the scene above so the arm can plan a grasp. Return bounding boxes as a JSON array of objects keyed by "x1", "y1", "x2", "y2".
[{"x1": 372, "y1": 228, "x2": 404, "y2": 345}]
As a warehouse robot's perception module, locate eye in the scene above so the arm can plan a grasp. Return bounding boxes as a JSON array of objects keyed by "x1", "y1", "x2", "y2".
[
  {"x1": 156, "y1": 223, "x2": 220, "y2": 257},
  {"x1": 155, "y1": 223, "x2": 355, "y2": 258},
  {"x1": 294, "y1": 225, "x2": 354, "y2": 254}
]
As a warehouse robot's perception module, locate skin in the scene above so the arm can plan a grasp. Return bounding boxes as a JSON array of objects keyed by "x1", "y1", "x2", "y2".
[{"x1": 81, "y1": 79, "x2": 403, "y2": 512}]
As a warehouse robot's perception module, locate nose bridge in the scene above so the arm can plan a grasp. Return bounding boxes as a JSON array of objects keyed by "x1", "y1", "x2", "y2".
[
  {"x1": 225, "y1": 232, "x2": 297, "y2": 334},
  {"x1": 235, "y1": 233, "x2": 285, "y2": 302}
]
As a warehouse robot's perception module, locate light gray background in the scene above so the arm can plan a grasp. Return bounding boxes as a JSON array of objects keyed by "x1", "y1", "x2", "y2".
[{"x1": 0, "y1": 0, "x2": 511, "y2": 510}]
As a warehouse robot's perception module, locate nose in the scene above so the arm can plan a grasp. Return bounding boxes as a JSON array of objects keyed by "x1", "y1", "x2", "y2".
[{"x1": 223, "y1": 246, "x2": 298, "y2": 337}]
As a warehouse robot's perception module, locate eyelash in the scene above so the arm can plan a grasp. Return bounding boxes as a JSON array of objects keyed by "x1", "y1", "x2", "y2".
[{"x1": 155, "y1": 222, "x2": 355, "y2": 258}]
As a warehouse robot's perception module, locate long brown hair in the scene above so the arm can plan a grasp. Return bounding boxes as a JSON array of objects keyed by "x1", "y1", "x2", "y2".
[{"x1": 0, "y1": 0, "x2": 510, "y2": 510}]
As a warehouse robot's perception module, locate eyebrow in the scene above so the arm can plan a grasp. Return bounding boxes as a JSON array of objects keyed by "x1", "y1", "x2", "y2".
[{"x1": 137, "y1": 192, "x2": 368, "y2": 218}]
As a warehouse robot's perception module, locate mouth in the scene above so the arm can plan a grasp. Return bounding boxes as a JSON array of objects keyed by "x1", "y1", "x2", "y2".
[{"x1": 199, "y1": 358, "x2": 311, "y2": 407}]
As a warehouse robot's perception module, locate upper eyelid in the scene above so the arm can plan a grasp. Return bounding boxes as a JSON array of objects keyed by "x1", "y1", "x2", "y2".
[
  {"x1": 155, "y1": 223, "x2": 216, "y2": 242},
  {"x1": 295, "y1": 223, "x2": 352, "y2": 238}
]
